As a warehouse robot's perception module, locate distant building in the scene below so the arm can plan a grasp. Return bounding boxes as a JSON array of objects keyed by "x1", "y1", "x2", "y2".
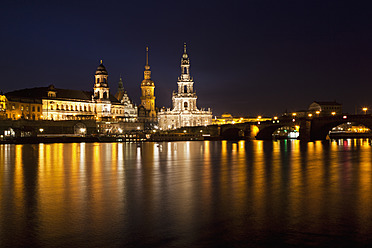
[
  {"x1": 0, "y1": 93, "x2": 8, "y2": 119},
  {"x1": 114, "y1": 76, "x2": 137, "y2": 122},
  {"x1": 4, "y1": 61, "x2": 138, "y2": 123},
  {"x1": 308, "y1": 101, "x2": 342, "y2": 116},
  {"x1": 158, "y1": 44, "x2": 212, "y2": 130},
  {"x1": 138, "y1": 47, "x2": 158, "y2": 127}
]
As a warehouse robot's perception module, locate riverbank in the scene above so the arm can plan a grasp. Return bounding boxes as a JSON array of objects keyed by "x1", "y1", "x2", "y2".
[{"x1": 0, "y1": 133, "x2": 212, "y2": 144}]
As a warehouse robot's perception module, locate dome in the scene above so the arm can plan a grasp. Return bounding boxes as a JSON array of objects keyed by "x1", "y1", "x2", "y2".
[{"x1": 95, "y1": 61, "x2": 108, "y2": 75}]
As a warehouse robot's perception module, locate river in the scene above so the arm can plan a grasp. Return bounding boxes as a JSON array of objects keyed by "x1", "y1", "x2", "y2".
[{"x1": 1, "y1": 140, "x2": 372, "y2": 247}]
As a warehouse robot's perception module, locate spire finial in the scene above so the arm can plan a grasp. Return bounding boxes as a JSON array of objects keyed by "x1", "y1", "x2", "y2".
[
  {"x1": 146, "y1": 46, "x2": 149, "y2": 66},
  {"x1": 100, "y1": 59, "x2": 103, "y2": 64},
  {"x1": 184, "y1": 42, "x2": 187, "y2": 54}
]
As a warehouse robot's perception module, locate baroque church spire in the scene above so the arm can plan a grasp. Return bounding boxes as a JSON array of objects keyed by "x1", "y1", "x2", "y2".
[
  {"x1": 143, "y1": 46, "x2": 152, "y2": 81},
  {"x1": 140, "y1": 46, "x2": 156, "y2": 119},
  {"x1": 118, "y1": 75, "x2": 124, "y2": 92},
  {"x1": 180, "y1": 42, "x2": 191, "y2": 80}
]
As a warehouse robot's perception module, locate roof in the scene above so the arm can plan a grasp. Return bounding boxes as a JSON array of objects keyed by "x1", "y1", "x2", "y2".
[
  {"x1": 313, "y1": 101, "x2": 342, "y2": 106},
  {"x1": 95, "y1": 63, "x2": 108, "y2": 75},
  {"x1": 5, "y1": 86, "x2": 120, "y2": 103}
]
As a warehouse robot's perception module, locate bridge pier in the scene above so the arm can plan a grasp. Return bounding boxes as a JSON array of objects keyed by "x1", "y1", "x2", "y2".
[{"x1": 298, "y1": 119, "x2": 311, "y2": 141}]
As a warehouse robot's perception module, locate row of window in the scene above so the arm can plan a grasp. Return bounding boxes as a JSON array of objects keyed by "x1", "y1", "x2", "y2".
[
  {"x1": 111, "y1": 108, "x2": 135, "y2": 115},
  {"x1": 50, "y1": 104, "x2": 93, "y2": 112},
  {"x1": 7, "y1": 113, "x2": 41, "y2": 120},
  {"x1": 6, "y1": 104, "x2": 41, "y2": 112},
  {"x1": 322, "y1": 106, "x2": 341, "y2": 110}
]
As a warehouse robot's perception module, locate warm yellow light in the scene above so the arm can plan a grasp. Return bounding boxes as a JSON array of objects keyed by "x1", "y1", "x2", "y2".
[
  {"x1": 308, "y1": 113, "x2": 312, "y2": 117},
  {"x1": 292, "y1": 113, "x2": 297, "y2": 116},
  {"x1": 331, "y1": 112, "x2": 336, "y2": 116},
  {"x1": 363, "y1": 107, "x2": 368, "y2": 111},
  {"x1": 316, "y1": 111, "x2": 320, "y2": 114},
  {"x1": 257, "y1": 116, "x2": 262, "y2": 119},
  {"x1": 39, "y1": 128, "x2": 44, "y2": 133},
  {"x1": 273, "y1": 116, "x2": 278, "y2": 120}
]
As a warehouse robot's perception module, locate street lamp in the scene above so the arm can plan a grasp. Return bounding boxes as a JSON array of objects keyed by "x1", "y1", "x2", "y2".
[{"x1": 363, "y1": 107, "x2": 368, "y2": 115}]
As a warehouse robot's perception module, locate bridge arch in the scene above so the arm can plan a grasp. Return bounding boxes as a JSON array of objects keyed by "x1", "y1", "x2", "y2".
[
  {"x1": 310, "y1": 117, "x2": 372, "y2": 140},
  {"x1": 255, "y1": 124, "x2": 287, "y2": 140}
]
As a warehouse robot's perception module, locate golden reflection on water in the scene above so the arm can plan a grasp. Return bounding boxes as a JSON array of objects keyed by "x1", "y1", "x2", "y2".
[{"x1": 2, "y1": 140, "x2": 372, "y2": 247}]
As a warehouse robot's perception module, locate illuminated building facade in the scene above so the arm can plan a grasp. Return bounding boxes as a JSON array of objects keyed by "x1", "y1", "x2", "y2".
[
  {"x1": 158, "y1": 44, "x2": 212, "y2": 130},
  {"x1": 308, "y1": 101, "x2": 342, "y2": 116},
  {"x1": 114, "y1": 76, "x2": 137, "y2": 122},
  {"x1": 1, "y1": 92, "x2": 43, "y2": 120},
  {"x1": 138, "y1": 47, "x2": 157, "y2": 124},
  {"x1": 4, "y1": 62, "x2": 137, "y2": 122},
  {"x1": 0, "y1": 93, "x2": 6, "y2": 119}
]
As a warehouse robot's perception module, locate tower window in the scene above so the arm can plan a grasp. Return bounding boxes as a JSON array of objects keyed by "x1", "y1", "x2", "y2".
[{"x1": 184, "y1": 102, "x2": 188, "y2": 109}]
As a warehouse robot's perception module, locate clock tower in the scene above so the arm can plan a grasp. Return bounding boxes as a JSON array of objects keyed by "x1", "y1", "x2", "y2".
[{"x1": 140, "y1": 47, "x2": 156, "y2": 118}]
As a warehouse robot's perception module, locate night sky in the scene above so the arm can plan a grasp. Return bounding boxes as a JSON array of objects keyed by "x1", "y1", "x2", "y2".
[{"x1": 1, "y1": 0, "x2": 372, "y2": 116}]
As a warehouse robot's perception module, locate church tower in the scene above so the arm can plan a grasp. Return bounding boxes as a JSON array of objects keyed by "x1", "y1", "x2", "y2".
[
  {"x1": 173, "y1": 43, "x2": 197, "y2": 112},
  {"x1": 157, "y1": 43, "x2": 212, "y2": 130},
  {"x1": 140, "y1": 47, "x2": 156, "y2": 118},
  {"x1": 93, "y1": 60, "x2": 111, "y2": 119},
  {"x1": 94, "y1": 60, "x2": 110, "y2": 101}
]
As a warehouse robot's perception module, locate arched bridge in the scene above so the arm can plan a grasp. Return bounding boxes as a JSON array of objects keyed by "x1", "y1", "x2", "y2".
[{"x1": 219, "y1": 115, "x2": 372, "y2": 141}]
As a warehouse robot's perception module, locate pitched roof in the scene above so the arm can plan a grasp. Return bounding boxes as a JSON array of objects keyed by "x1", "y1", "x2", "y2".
[
  {"x1": 5, "y1": 86, "x2": 120, "y2": 103},
  {"x1": 314, "y1": 101, "x2": 342, "y2": 106}
]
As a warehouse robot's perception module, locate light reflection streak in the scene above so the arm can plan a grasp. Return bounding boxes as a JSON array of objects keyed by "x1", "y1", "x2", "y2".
[
  {"x1": 154, "y1": 143, "x2": 160, "y2": 168},
  {"x1": 80, "y1": 142, "x2": 85, "y2": 171},
  {"x1": 117, "y1": 143, "x2": 123, "y2": 168},
  {"x1": 136, "y1": 145, "x2": 141, "y2": 168},
  {"x1": 14, "y1": 145, "x2": 24, "y2": 211}
]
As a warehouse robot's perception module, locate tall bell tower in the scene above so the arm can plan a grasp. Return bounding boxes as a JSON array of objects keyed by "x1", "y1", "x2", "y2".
[
  {"x1": 140, "y1": 47, "x2": 156, "y2": 118},
  {"x1": 172, "y1": 43, "x2": 197, "y2": 112},
  {"x1": 94, "y1": 60, "x2": 110, "y2": 101},
  {"x1": 93, "y1": 60, "x2": 111, "y2": 119}
]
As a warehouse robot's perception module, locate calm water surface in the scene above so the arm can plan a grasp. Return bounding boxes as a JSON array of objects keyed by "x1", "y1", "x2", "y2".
[{"x1": 1, "y1": 140, "x2": 372, "y2": 247}]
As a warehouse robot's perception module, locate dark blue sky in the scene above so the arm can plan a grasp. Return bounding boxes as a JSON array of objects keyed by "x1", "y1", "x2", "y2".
[{"x1": 1, "y1": 0, "x2": 372, "y2": 116}]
